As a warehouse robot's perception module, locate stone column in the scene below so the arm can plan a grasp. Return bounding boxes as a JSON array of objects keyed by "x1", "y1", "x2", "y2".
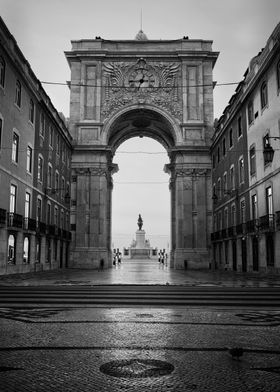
[
  {"x1": 166, "y1": 161, "x2": 211, "y2": 269},
  {"x1": 70, "y1": 154, "x2": 117, "y2": 269}
]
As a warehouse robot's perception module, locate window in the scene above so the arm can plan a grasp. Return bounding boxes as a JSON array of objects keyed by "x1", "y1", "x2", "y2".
[
  {"x1": 49, "y1": 126, "x2": 54, "y2": 147},
  {"x1": 260, "y1": 81, "x2": 268, "y2": 109},
  {"x1": 229, "y1": 129, "x2": 233, "y2": 148},
  {"x1": 55, "y1": 171, "x2": 59, "y2": 190},
  {"x1": 0, "y1": 56, "x2": 5, "y2": 88},
  {"x1": 230, "y1": 165, "x2": 235, "y2": 189},
  {"x1": 15, "y1": 80, "x2": 21, "y2": 107},
  {"x1": 222, "y1": 138, "x2": 226, "y2": 156},
  {"x1": 47, "y1": 203, "x2": 51, "y2": 225},
  {"x1": 40, "y1": 112, "x2": 45, "y2": 137},
  {"x1": 240, "y1": 199, "x2": 246, "y2": 223},
  {"x1": 252, "y1": 194, "x2": 257, "y2": 220},
  {"x1": 223, "y1": 172, "x2": 227, "y2": 193},
  {"x1": 216, "y1": 178, "x2": 221, "y2": 200},
  {"x1": 47, "y1": 164, "x2": 53, "y2": 188},
  {"x1": 237, "y1": 116, "x2": 242, "y2": 137},
  {"x1": 10, "y1": 184, "x2": 17, "y2": 213},
  {"x1": 23, "y1": 236, "x2": 30, "y2": 263},
  {"x1": 37, "y1": 198, "x2": 42, "y2": 222},
  {"x1": 61, "y1": 177, "x2": 65, "y2": 199},
  {"x1": 56, "y1": 134, "x2": 60, "y2": 156},
  {"x1": 218, "y1": 211, "x2": 222, "y2": 230},
  {"x1": 247, "y1": 101, "x2": 254, "y2": 125},
  {"x1": 224, "y1": 208, "x2": 228, "y2": 228},
  {"x1": 277, "y1": 60, "x2": 280, "y2": 91},
  {"x1": 25, "y1": 192, "x2": 31, "y2": 218},
  {"x1": 265, "y1": 186, "x2": 273, "y2": 215},
  {"x1": 29, "y1": 99, "x2": 35, "y2": 123},
  {"x1": 8, "y1": 234, "x2": 16, "y2": 264},
  {"x1": 231, "y1": 204, "x2": 236, "y2": 226},
  {"x1": 12, "y1": 132, "x2": 19, "y2": 163},
  {"x1": 263, "y1": 134, "x2": 271, "y2": 165},
  {"x1": 26, "y1": 146, "x2": 32, "y2": 173},
  {"x1": 38, "y1": 156, "x2": 43, "y2": 182},
  {"x1": 239, "y1": 157, "x2": 244, "y2": 184},
  {"x1": 60, "y1": 209, "x2": 64, "y2": 229},
  {"x1": 35, "y1": 236, "x2": 41, "y2": 262},
  {"x1": 0, "y1": 117, "x2": 2, "y2": 150},
  {"x1": 249, "y1": 146, "x2": 256, "y2": 176},
  {"x1": 217, "y1": 147, "x2": 220, "y2": 163},
  {"x1": 54, "y1": 206, "x2": 58, "y2": 226}
]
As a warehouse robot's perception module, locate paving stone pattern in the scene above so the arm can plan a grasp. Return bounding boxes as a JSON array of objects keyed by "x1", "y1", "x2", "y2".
[{"x1": 0, "y1": 307, "x2": 280, "y2": 391}]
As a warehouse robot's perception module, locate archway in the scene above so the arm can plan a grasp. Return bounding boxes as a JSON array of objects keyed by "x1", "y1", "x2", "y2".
[
  {"x1": 66, "y1": 34, "x2": 218, "y2": 270},
  {"x1": 69, "y1": 106, "x2": 212, "y2": 269}
]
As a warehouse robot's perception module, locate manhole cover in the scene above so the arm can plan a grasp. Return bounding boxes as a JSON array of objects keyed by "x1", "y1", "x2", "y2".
[{"x1": 100, "y1": 359, "x2": 174, "y2": 378}]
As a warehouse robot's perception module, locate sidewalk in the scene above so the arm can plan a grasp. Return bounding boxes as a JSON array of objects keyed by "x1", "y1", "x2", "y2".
[{"x1": 0, "y1": 259, "x2": 280, "y2": 287}]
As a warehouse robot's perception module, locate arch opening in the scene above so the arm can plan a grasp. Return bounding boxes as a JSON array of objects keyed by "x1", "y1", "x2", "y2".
[
  {"x1": 111, "y1": 137, "x2": 170, "y2": 259},
  {"x1": 106, "y1": 108, "x2": 177, "y2": 154}
]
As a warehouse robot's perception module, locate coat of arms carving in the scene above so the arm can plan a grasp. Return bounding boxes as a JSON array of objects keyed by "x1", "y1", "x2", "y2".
[{"x1": 101, "y1": 58, "x2": 182, "y2": 120}]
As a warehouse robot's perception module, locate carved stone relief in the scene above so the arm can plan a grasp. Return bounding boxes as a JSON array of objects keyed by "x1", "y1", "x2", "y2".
[{"x1": 101, "y1": 58, "x2": 182, "y2": 121}]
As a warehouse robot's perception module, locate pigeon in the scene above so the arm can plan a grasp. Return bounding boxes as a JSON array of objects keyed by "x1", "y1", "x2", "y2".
[{"x1": 228, "y1": 347, "x2": 244, "y2": 360}]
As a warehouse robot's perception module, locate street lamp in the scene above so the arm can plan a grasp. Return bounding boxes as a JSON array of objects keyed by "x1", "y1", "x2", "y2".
[
  {"x1": 45, "y1": 188, "x2": 71, "y2": 204},
  {"x1": 263, "y1": 136, "x2": 280, "y2": 164}
]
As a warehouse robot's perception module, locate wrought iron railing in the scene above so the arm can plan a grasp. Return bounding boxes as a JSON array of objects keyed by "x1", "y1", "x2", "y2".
[{"x1": 7, "y1": 212, "x2": 23, "y2": 228}]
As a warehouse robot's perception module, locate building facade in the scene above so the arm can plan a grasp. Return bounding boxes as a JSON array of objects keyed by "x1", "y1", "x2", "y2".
[
  {"x1": 0, "y1": 17, "x2": 72, "y2": 275},
  {"x1": 211, "y1": 22, "x2": 280, "y2": 274},
  {"x1": 65, "y1": 31, "x2": 219, "y2": 269}
]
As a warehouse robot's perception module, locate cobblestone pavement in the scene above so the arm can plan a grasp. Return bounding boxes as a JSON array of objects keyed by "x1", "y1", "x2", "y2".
[
  {"x1": 1, "y1": 306, "x2": 280, "y2": 391},
  {"x1": 1, "y1": 259, "x2": 280, "y2": 287}
]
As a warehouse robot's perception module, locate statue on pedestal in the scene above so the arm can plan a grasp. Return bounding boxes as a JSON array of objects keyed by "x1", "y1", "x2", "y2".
[{"x1": 137, "y1": 214, "x2": 143, "y2": 230}]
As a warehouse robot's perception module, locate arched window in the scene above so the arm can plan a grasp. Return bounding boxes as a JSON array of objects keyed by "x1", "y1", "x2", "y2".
[
  {"x1": 260, "y1": 81, "x2": 268, "y2": 109},
  {"x1": 0, "y1": 56, "x2": 5, "y2": 87},
  {"x1": 8, "y1": 234, "x2": 16, "y2": 264},
  {"x1": 23, "y1": 236, "x2": 30, "y2": 263}
]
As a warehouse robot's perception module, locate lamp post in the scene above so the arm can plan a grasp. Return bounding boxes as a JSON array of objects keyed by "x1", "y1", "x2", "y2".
[
  {"x1": 45, "y1": 188, "x2": 71, "y2": 204},
  {"x1": 263, "y1": 136, "x2": 280, "y2": 164}
]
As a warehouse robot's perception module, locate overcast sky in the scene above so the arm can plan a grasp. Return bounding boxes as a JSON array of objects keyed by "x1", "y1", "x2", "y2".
[{"x1": 1, "y1": 0, "x2": 279, "y2": 250}]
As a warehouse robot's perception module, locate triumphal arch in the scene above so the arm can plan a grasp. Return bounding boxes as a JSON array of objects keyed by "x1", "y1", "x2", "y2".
[{"x1": 65, "y1": 30, "x2": 219, "y2": 269}]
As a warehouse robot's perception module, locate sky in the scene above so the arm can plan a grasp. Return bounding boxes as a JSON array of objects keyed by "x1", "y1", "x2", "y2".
[{"x1": 1, "y1": 0, "x2": 279, "y2": 250}]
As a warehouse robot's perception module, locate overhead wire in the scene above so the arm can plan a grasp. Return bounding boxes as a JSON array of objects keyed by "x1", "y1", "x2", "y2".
[{"x1": 41, "y1": 80, "x2": 239, "y2": 89}]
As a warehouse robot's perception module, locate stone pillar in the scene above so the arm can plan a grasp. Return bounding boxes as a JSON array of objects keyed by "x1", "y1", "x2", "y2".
[
  {"x1": 166, "y1": 161, "x2": 211, "y2": 269},
  {"x1": 70, "y1": 153, "x2": 117, "y2": 269}
]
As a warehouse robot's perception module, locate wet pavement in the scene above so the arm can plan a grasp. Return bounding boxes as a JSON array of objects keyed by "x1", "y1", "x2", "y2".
[
  {"x1": 0, "y1": 259, "x2": 280, "y2": 287},
  {"x1": 0, "y1": 260, "x2": 280, "y2": 391}
]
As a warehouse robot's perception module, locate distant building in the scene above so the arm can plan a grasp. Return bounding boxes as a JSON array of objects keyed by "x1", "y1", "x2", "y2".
[
  {"x1": 211, "y1": 22, "x2": 280, "y2": 273},
  {"x1": 0, "y1": 17, "x2": 72, "y2": 274}
]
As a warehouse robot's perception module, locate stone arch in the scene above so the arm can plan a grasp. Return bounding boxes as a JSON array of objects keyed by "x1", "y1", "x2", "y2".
[{"x1": 101, "y1": 104, "x2": 182, "y2": 152}]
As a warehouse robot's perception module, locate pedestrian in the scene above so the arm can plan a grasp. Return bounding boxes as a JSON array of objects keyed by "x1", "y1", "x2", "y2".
[{"x1": 100, "y1": 258, "x2": 104, "y2": 270}]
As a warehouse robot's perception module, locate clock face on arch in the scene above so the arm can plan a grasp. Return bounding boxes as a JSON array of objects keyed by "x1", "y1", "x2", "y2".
[{"x1": 126, "y1": 68, "x2": 157, "y2": 89}]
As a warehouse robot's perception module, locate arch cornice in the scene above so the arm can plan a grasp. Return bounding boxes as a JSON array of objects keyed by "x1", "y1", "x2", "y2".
[{"x1": 100, "y1": 103, "x2": 182, "y2": 149}]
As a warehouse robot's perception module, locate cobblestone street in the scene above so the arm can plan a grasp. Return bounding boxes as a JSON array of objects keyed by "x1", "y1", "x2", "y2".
[{"x1": 0, "y1": 260, "x2": 280, "y2": 391}]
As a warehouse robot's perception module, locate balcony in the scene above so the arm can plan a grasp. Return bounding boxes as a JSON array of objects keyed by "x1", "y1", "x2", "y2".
[
  {"x1": 23, "y1": 218, "x2": 37, "y2": 231},
  {"x1": 48, "y1": 224, "x2": 56, "y2": 236},
  {"x1": 211, "y1": 231, "x2": 221, "y2": 241},
  {"x1": 7, "y1": 213, "x2": 23, "y2": 229},
  {"x1": 221, "y1": 228, "x2": 228, "y2": 239},
  {"x1": 236, "y1": 223, "x2": 246, "y2": 235},
  {"x1": 276, "y1": 211, "x2": 280, "y2": 231},
  {"x1": 227, "y1": 226, "x2": 236, "y2": 237},
  {"x1": 258, "y1": 214, "x2": 275, "y2": 232},
  {"x1": 0, "y1": 208, "x2": 6, "y2": 225},
  {"x1": 246, "y1": 219, "x2": 258, "y2": 234},
  {"x1": 36, "y1": 221, "x2": 46, "y2": 234}
]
